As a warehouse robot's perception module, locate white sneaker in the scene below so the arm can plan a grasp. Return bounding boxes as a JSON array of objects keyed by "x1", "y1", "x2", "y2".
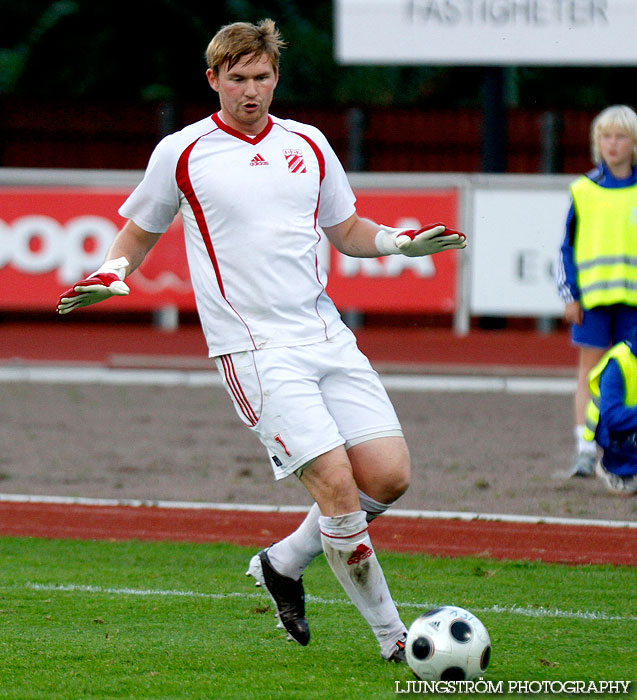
[
  {"x1": 570, "y1": 451, "x2": 597, "y2": 477},
  {"x1": 595, "y1": 461, "x2": 637, "y2": 495},
  {"x1": 553, "y1": 451, "x2": 598, "y2": 479}
]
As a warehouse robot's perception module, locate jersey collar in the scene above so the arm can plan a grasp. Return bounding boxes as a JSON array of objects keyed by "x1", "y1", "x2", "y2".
[{"x1": 211, "y1": 112, "x2": 273, "y2": 144}]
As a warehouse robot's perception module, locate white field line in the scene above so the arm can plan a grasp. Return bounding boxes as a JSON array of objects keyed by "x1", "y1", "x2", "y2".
[
  {"x1": 0, "y1": 364, "x2": 576, "y2": 395},
  {"x1": 1, "y1": 493, "x2": 634, "y2": 529},
  {"x1": 22, "y1": 582, "x2": 636, "y2": 622}
]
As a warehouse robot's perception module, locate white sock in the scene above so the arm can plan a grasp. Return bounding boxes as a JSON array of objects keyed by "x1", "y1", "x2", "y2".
[
  {"x1": 318, "y1": 509, "x2": 406, "y2": 657},
  {"x1": 358, "y1": 489, "x2": 392, "y2": 522},
  {"x1": 575, "y1": 425, "x2": 597, "y2": 454},
  {"x1": 267, "y1": 503, "x2": 322, "y2": 581},
  {"x1": 266, "y1": 492, "x2": 394, "y2": 580}
]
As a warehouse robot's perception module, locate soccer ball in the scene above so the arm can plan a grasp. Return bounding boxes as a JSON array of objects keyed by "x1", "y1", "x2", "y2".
[{"x1": 405, "y1": 606, "x2": 491, "y2": 681}]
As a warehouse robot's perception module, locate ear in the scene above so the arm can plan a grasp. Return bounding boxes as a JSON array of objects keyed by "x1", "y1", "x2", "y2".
[{"x1": 206, "y1": 68, "x2": 219, "y2": 93}]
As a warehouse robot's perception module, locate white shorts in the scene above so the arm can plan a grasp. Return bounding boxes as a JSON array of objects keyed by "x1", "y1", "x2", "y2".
[{"x1": 214, "y1": 327, "x2": 403, "y2": 480}]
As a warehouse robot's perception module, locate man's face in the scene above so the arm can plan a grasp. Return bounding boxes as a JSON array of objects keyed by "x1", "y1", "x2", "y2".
[{"x1": 207, "y1": 52, "x2": 278, "y2": 135}]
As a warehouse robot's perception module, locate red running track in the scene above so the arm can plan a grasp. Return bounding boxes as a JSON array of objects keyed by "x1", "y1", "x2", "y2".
[
  {"x1": 1, "y1": 323, "x2": 627, "y2": 566},
  {"x1": 0, "y1": 321, "x2": 578, "y2": 371},
  {"x1": 0, "y1": 502, "x2": 634, "y2": 566}
]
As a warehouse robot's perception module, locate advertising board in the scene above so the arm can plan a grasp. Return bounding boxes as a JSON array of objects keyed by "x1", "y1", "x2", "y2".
[
  {"x1": 335, "y1": 0, "x2": 637, "y2": 66},
  {"x1": 469, "y1": 186, "x2": 569, "y2": 316},
  {"x1": 0, "y1": 186, "x2": 460, "y2": 314}
]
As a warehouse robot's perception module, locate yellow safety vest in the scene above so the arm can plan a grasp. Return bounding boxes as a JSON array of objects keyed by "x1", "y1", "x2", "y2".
[
  {"x1": 584, "y1": 342, "x2": 637, "y2": 441},
  {"x1": 571, "y1": 176, "x2": 637, "y2": 309}
]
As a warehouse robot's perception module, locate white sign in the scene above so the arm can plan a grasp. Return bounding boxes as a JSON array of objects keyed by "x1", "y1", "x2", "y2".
[
  {"x1": 335, "y1": 0, "x2": 637, "y2": 65},
  {"x1": 470, "y1": 188, "x2": 569, "y2": 316}
]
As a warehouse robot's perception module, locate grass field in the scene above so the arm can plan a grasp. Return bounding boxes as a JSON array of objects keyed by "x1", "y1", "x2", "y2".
[{"x1": 0, "y1": 536, "x2": 634, "y2": 700}]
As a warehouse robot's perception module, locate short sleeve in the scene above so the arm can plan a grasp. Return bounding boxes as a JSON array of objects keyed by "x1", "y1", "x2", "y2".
[
  {"x1": 306, "y1": 129, "x2": 356, "y2": 228},
  {"x1": 118, "y1": 136, "x2": 181, "y2": 234}
]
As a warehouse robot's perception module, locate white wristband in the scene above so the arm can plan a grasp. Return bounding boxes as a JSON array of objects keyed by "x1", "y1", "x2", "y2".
[
  {"x1": 92, "y1": 256, "x2": 130, "y2": 281},
  {"x1": 374, "y1": 226, "x2": 402, "y2": 256}
]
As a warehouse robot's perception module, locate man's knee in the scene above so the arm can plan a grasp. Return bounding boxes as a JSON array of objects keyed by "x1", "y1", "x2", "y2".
[
  {"x1": 352, "y1": 437, "x2": 411, "y2": 504},
  {"x1": 383, "y1": 461, "x2": 410, "y2": 502},
  {"x1": 299, "y1": 449, "x2": 360, "y2": 515}
]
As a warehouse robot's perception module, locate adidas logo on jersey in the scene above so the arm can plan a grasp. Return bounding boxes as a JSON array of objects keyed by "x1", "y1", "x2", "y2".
[{"x1": 250, "y1": 153, "x2": 269, "y2": 166}]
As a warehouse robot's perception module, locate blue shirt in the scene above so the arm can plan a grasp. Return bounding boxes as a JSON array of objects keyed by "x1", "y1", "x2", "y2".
[
  {"x1": 556, "y1": 161, "x2": 637, "y2": 303},
  {"x1": 596, "y1": 349, "x2": 637, "y2": 476}
]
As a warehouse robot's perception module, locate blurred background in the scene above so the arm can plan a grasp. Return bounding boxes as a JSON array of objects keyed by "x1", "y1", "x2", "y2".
[
  {"x1": 2, "y1": 0, "x2": 632, "y2": 173},
  {"x1": 2, "y1": 0, "x2": 634, "y2": 365}
]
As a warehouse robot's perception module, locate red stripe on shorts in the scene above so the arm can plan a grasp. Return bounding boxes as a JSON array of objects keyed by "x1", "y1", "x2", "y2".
[{"x1": 220, "y1": 355, "x2": 259, "y2": 426}]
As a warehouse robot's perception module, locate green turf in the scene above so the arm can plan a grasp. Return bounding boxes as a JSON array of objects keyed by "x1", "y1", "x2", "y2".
[{"x1": 0, "y1": 537, "x2": 634, "y2": 700}]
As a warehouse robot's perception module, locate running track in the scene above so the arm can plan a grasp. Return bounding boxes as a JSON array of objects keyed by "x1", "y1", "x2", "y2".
[
  {"x1": 0, "y1": 500, "x2": 634, "y2": 566},
  {"x1": 1, "y1": 322, "x2": 634, "y2": 567}
]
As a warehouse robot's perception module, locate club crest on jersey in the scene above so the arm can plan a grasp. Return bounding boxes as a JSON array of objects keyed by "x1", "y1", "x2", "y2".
[
  {"x1": 250, "y1": 153, "x2": 269, "y2": 166},
  {"x1": 283, "y1": 149, "x2": 306, "y2": 174}
]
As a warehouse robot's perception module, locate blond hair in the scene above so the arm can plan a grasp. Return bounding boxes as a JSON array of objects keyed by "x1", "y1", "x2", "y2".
[
  {"x1": 591, "y1": 105, "x2": 637, "y2": 164},
  {"x1": 205, "y1": 19, "x2": 285, "y2": 76}
]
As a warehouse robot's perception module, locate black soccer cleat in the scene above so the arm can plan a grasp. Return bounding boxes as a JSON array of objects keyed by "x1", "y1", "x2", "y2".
[{"x1": 246, "y1": 548, "x2": 310, "y2": 646}]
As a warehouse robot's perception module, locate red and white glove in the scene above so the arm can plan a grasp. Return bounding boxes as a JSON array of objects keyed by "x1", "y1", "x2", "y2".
[
  {"x1": 375, "y1": 223, "x2": 466, "y2": 257},
  {"x1": 56, "y1": 257, "x2": 130, "y2": 315}
]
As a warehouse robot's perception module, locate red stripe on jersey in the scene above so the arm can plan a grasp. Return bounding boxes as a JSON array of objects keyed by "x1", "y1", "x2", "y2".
[
  {"x1": 292, "y1": 133, "x2": 326, "y2": 185},
  {"x1": 176, "y1": 135, "x2": 226, "y2": 297},
  {"x1": 291, "y1": 130, "x2": 328, "y2": 339},
  {"x1": 220, "y1": 354, "x2": 258, "y2": 426},
  {"x1": 176, "y1": 130, "x2": 258, "y2": 351}
]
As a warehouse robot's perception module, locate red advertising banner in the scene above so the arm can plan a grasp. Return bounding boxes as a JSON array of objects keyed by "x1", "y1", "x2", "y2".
[
  {"x1": 0, "y1": 186, "x2": 458, "y2": 313},
  {"x1": 328, "y1": 189, "x2": 459, "y2": 312},
  {"x1": 0, "y1": 188, "x2": 193, "y2": 311}
]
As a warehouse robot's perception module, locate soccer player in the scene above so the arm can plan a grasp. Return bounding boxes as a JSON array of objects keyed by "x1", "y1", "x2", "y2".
[
  {"x1": 57, "y1": 19, "x2": 466, "y2": 662},
  {"x1": 557, "y1": 105, "x2": 637, "y2": 478}
]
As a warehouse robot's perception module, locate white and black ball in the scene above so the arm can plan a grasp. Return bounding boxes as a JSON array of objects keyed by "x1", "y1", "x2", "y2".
[{"x1": 405, "y1": 606, "x2": 491, "y2": 681}]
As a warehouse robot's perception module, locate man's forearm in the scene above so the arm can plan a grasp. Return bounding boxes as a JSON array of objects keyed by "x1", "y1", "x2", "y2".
[{"x1": 105, "y1": 220, "x2": 160, "y2": 276}]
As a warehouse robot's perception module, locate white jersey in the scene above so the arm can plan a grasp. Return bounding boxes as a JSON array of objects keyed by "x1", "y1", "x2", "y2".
[{"x1": 119, "y1": 112, "x2": 356, "y2": 356}]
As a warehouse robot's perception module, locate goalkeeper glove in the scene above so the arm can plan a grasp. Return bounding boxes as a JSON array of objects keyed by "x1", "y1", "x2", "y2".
[
  {"x1": 375, "y1": 223, "x2": 466, "y2": 257},
  {"x1": 57, "y1": 257, "x2": 130, "y2": 315}
]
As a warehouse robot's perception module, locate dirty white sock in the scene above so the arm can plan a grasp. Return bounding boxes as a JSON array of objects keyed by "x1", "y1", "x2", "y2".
[
  {"x1": 267, "y1": 503, "x2": 322, "y2": 581},
  {"x1": 266, "y1": 492, "x2": 394, "y2": 580},
  {"x1": 358, "y1": 489, "x2": 392, "y2": 522},
  {"x1": 318, "y1": 509, "x2": 406, "y2": 657}
]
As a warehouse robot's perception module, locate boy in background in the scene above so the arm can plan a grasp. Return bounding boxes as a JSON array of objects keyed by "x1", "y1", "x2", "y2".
[{"x1": 557, "y1": 105, "x2": 637, "y2": 477}]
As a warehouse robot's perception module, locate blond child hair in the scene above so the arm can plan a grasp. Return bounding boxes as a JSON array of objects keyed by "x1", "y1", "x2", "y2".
[{"x1": 591, "y1": 105, "x2": 637, "y2": 165}]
